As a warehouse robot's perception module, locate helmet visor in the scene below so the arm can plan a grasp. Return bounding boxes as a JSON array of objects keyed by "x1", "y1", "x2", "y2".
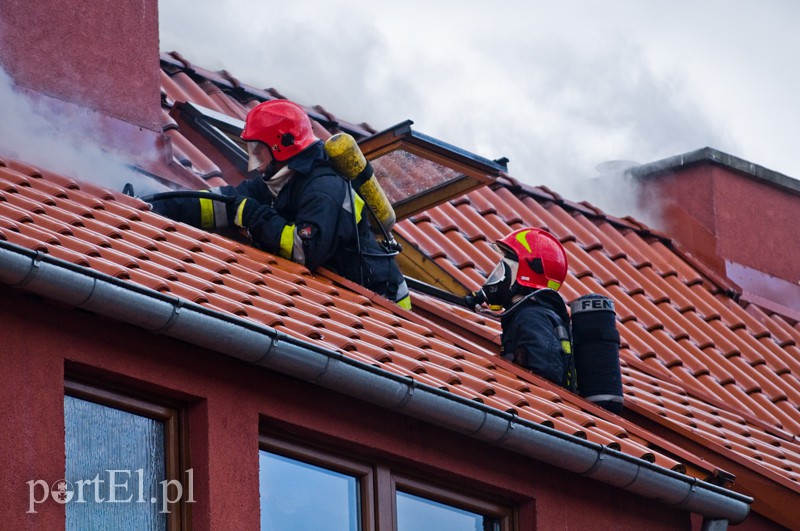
[
  {"x1": 487, "y1": 243, "x2": 519, "y2": 284},
  {"x1": 480, "y1": 257, "x2": 518, "y2": 310},
  {"x1": 486, "y1": 258, "x2": 509, "y2": 285},
  {"x1": 247, "y1": 141, "x2": 273, "y2": 173}
]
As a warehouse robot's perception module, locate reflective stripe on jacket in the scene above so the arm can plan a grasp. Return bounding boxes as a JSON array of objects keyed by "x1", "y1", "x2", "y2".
[{"x1": 150, "y1": 141, "x2": 407, "y2": 303}]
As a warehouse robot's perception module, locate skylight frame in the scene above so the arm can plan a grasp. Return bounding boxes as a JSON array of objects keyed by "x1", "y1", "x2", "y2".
[
  {"x1": 358, "y1": 120, "x2": 507, "y2": 220},
  {"x1": 177, "y1": 104, "x2": 506, "y2": 222}
]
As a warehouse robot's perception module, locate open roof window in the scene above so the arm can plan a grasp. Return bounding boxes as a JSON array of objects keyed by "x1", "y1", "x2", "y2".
[
  {"x1": 174, "y1": 103, "x2": 506, "y2": 220},
  {"x1": 356, "y1": 120, "x2": 506, "y2": 219}
]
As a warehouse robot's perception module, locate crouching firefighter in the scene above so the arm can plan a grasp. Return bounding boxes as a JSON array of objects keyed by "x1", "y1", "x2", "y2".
[
  {"x1": 467, "y1": 227, "x2": 623, "y2": 413},
  {"x1": 149, "y1": 99, "x2": 411, "y2": 309}
]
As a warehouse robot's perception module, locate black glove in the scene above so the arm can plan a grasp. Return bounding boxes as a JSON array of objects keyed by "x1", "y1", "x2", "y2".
[
  {"x1": 464, "y1": 290, "x2": 486, "y2": 309},
  {"x1": 228, "y1": 196, "x2": 261, "y2": 229}
]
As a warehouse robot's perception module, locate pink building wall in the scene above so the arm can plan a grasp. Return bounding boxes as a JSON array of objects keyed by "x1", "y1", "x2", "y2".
[
  {"x1": 1, "y1": 290, "x2": 690, "y2": 530},
  {"x1": 0, "y1": 0, "x2": 162, "y2": 133}
]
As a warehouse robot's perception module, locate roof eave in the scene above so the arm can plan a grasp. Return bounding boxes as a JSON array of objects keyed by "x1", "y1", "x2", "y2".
[{"x1": 0, "y1": 240, "x2": 752, "y2": 523}]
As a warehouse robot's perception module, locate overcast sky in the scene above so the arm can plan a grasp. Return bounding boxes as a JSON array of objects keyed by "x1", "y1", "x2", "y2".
[{"x1": 159, "y1": 1, "x2": 799, "y2": 217}]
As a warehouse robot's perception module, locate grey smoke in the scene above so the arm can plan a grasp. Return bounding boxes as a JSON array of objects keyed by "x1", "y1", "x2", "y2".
[
  {"x1": 0, "y1": 2, "x2": 746, "y2": 226},
  {"x1": 0, "y1": 65, "x2": 159, "y2": 195},
  {"x1": 159, "y1": 1, "x2": 737, "y2": 225}
]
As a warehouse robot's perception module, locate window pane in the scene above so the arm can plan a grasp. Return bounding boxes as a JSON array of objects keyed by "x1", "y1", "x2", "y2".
[
  {"x1": 259, "y1": 451, "x2": 359, "y2": 531},
  {"x1": 372, "y1": 149, "x2": 463, "y2": 204},
  {"x1": 64, "y1": 395, "x2": 166, "y2": 530},
  {"x1": 397, "y1": 490, "x2": 495, "y2": 531}
]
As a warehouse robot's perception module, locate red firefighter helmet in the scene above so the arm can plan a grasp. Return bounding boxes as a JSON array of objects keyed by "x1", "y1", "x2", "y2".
[
  {"x1": 241, "y1": 100, "x2": 318, "y2": 162},
  {"x1": 496, "y1": 227, "x2": 568, "y2": 291}
]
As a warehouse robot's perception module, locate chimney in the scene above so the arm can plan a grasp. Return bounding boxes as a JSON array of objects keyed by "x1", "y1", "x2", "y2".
[
  {"x1": 0, "y1": 0, "x2": 163, "y2": 157},
  {"x1": 630, "y1": 148, "x2": 800, "y2": 313}
]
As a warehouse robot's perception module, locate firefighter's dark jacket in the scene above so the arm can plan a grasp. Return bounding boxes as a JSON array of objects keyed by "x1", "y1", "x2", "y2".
[
  {"x1": 152, "y1": 141, "x2": 407, "y2": 301},
  {"x1": 500, "y1": 289, "x2": 576, "y2": 390}
]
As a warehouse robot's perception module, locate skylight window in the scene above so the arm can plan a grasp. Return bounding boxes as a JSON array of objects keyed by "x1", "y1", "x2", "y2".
[{"x1": 359, "y1": 120, "x2": 506, "y2": 220}]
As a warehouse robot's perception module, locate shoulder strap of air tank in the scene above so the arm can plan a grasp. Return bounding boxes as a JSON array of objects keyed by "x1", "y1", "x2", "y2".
[{"x1": 532, "y1": 289, "x2": 570, "y2": 323}]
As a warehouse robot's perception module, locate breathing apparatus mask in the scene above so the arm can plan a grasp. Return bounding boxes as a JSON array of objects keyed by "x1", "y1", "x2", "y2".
[
  {"x1": 479, "y1": 255, "x2": 519, "y2": 312},
  {"x1": 249, "y1": 141, "x2": 290, "y2": 181}
]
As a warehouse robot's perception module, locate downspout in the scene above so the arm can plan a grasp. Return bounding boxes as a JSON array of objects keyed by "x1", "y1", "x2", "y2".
[
  {"x1": 701, "y1": 519, "x2": 730, "y2": 531},
  {"x1": 0, "y1": 242, "x2": 752, "y2": 525}
]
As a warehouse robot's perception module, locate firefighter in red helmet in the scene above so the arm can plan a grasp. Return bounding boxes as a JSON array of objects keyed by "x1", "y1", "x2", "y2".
[
  {"x1": 474, "y1": 227, "x2": 576, "y2": 390},
  {"x1": 241, "y1": 99, "x2": 317, "y2": 169},
  {"x1": 151, "y1": 99, "x2": 410, "y2": 308}
]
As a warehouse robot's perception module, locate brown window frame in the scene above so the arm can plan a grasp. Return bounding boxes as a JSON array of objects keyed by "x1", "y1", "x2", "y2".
[
  {"x1": 259, "y1": 434, "x2": 515, "y2": 531},
  {"x1": 356, "y1": 120, "x2": 504, "y2": 221},
  {"x1": 64, "y1": 379, "x2": 190, "y2": 531},
  {"x1": 391, "y1": 473, "x2": 514, "y2": 530},
  {"x1": 259, "y1": 434, "x2": 375, "y2": 529}
]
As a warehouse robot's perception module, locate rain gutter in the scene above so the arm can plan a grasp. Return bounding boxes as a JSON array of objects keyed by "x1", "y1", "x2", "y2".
[{"x1": 0, "y1": 241, "x2": 752, "y2": 525}]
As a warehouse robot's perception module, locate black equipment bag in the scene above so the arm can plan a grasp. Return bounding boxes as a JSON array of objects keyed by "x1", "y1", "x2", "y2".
[{"x1": 569, "y1": 294, "x2": 624, "y2": 414}]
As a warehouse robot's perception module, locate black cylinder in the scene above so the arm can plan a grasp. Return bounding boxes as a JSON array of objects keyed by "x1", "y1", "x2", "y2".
[{"x1": 570, "y1": 294, "x2": 624, "y2": 414}]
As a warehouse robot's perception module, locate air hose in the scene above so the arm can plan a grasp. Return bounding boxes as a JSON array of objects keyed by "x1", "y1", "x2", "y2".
[{"x1": 139, "y1": 190, "x2": 236, "y2": 204}]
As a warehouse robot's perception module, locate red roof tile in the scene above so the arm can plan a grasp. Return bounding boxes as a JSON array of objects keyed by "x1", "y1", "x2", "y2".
[
  {"x1": 391, "y1": 183, "x2": 800, "y2": 493},
  {"x1": 0, "y1": 157, "x2": 700, "y2": 475}
]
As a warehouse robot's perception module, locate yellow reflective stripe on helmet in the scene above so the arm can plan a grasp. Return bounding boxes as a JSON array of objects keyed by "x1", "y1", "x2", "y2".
[
  {"x1": 516, "y1": 229, "x2": 533, "y2": 253},
  {"x1": 199, "y1": 194, "x2": 214, "y2": 229},
  {"x1": 547, "y1": 279, "x2": 562, "y2": 291},
  {"x1": 279, "y1": 224, "x2": 295, "y2": 260}
]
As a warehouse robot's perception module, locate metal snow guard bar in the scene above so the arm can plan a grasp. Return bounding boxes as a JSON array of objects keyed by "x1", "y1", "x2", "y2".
[{"x1": 0, "y1": 241, "x2": 752, "y2": 525}]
